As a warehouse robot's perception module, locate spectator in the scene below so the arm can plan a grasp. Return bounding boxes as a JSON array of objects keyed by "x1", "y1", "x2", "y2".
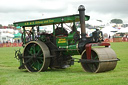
[
  {"x1": 109, "y1": 35, "x2": 111, "y2": 39},
  {"x1": 18, "y1": 39, "x2": 20, "y2": 43},
  {"x1": 6, "y1": 41, "x2": 8, "y2": 43}
]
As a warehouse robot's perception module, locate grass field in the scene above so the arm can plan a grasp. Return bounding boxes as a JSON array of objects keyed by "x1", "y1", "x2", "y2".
[{"x1": 0, "y1": 42, "x2": 128, "y2": 85}]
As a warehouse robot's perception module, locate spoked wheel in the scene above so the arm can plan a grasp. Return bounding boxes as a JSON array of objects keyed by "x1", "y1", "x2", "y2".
[
  {"x1": 23, "y1": 41, "x2": 50, "y2": 72},
  {"x1": 81, "y1": 48, "x2": 118, "y2": 73}
]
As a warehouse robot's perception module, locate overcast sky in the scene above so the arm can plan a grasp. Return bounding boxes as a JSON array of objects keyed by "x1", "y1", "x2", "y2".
[{"x1": 0, "y1": 0, "x2": 128, "y2": 25}]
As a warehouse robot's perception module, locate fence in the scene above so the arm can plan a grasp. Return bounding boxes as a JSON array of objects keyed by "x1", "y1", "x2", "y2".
[
  {"x1": 0, "y1": 38, "x2": 128, "y2": 48},
  {"x1": 104, "y1": 37, "x2": 128, "y2": 42},
  {"x1": 0, "y1": 43, "x2": 22, "y2": 47}
]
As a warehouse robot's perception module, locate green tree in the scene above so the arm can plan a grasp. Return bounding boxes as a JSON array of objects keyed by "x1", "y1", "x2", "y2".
[
  {"x1": 8, "y1": 24, "x2": 13, "y2": 26},
  {"x1": 110, "y1": 19, "x2": 123, "y2": 24},
  {"x1": 0, "y1": 24, "x2": 2, "y2": 29},
  {"x1": 97, "y1": 20, "x2": 102, "y2": 22},
  {"x1": 0, "y1": 24, "x2": 2, "y2": 27}
]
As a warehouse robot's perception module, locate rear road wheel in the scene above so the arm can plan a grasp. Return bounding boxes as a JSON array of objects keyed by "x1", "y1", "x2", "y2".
[{"x1": 23, "y1": 41, "x2": 50, "y2": 72}]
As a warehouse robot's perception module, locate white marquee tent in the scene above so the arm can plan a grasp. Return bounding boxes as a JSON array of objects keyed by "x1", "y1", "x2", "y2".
[
  {"x1": 0, "y1": 29, "x2": 15, "y2": 43},
  {"x1": 101, "y1": 26, "x2": 119, "y2": 36},
  {"x1": 117, "y1": 27, "x2": 128, "y2": 33}
]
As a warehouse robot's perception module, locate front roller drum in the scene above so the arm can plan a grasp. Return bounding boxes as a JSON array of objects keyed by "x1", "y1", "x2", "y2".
[{"x1": 81, "y1": 48, "x2": 118, "y2": 73}]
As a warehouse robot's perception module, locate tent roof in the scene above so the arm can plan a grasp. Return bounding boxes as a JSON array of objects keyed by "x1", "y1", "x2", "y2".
[
  {"x1": 117, "y1": 28, "x2": 128, "y2": 33},
  {"x1": 1, "y1": 33, "x2": 14, "y2": 37},
  {"x1": 101, "y1": 26, "x2": 118, "y2": 32},
  {"x1": 14, "y1": 33, "x2": 22, "y2": 37},
  {"x1": 101, "y1": 26, "x2": 118, "y2": 36}
]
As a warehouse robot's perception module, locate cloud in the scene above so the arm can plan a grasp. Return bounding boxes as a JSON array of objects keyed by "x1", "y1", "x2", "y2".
[
  {"x1": 0, "y1": 0, "x2": 128, "y2": 25},
  {"x1": 0, "y1": 0, "x2": 66, "y2": 13},
  {"x1": 70, "y1": 0, "x2": 128, "y2": 23}
]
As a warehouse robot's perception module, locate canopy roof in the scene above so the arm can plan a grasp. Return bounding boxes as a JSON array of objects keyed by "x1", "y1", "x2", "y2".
[{"x1": 13, "y1": 14, "x2": 90, "y2": 27}]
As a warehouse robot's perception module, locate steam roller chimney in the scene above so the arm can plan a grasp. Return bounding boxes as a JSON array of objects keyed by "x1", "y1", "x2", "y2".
[{"x1": 78, "y1": 5, "x2": 86, "y2": 39}]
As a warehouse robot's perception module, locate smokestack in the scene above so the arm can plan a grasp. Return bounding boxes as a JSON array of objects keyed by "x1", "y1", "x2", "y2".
[{"x1": 78, "y1": 5, "x2": 86, "y2": 35}]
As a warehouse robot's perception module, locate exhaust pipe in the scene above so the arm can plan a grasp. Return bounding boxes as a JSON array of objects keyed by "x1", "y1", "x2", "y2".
[
  {"x1": 78, "y1": 5, "x2": 86, "y2": 37},
  {"x1": 78, "y1": 5, "x2": 86, "y2": 53}
]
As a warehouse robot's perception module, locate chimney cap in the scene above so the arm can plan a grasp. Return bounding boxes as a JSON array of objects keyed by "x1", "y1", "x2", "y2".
[{"x1": 78, "y1": 5, "x2": 85, "y2": 11}]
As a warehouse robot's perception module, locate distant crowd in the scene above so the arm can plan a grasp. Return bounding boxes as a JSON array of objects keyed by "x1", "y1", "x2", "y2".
[
  {"x1": 104, "y1": 34, "x2": 128, "y2": 42},
  {"x1": 0, "y1": 39, "x2": 22, "y2": 47}
]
